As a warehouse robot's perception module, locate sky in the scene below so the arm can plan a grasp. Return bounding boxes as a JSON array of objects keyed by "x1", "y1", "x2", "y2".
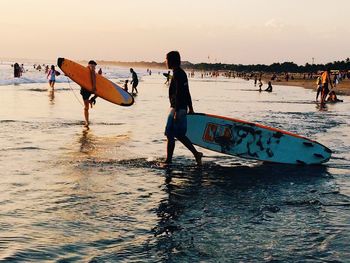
[{"x1": 0, "y1": 0, "x2": 349, "y2": 65}]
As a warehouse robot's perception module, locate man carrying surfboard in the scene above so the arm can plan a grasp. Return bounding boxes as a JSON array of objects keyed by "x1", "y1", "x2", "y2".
[
  {"x1": 163, "y1": 51, "x2": 203, "y2": 166},
  {"x1": 80, "y1": 60, "x2": 98, "y2": 127}
]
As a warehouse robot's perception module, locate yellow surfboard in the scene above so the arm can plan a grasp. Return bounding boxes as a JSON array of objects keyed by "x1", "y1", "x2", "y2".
[{"x1": 57, "y1": 58, "x2": 134, "y2": 106}]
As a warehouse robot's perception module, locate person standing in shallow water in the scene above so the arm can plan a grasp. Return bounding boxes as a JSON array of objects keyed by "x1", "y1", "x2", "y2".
[
  {"x1": 80, "y1": 60, "x2": 98, "y2": 127},
  {"x1": 320, "y1": 69, "x2": 334, "y2": 104},
  {"x1": 130, "y1": 68, "x2": 138, "y2": 94},
  {"x1": 163, "y1": 51, "x2": 203, "y2": 166},
  {"x1": 47, "y1": 65, "x2": 57, "y2": 88},
  {"x1": 265, "y1": 81, "x2": 273, "y2": 92},
  {"x1": 14, "y1": 63, "x2": 21, "y2": 78}
]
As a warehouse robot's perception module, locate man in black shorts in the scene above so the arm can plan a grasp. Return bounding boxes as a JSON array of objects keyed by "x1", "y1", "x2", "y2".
[
  {"x1": 163, "y1": 51, "x2": 202, "y2": 166},
  {"x1": 80, "y1": 60, "x2": 98, "y2": 127}
]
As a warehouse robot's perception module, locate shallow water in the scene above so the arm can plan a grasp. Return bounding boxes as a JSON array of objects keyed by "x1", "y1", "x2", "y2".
[{"x1": 0, "y1": 73, "x2": 349, "y2": 262}]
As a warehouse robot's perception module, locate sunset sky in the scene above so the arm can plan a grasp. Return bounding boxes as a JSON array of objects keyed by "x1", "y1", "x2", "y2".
[{"x1": 0, "y1": 0, "x2": 349, "y2": 64}]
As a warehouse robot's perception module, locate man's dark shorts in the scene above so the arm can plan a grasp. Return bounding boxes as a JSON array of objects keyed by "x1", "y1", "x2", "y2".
[
  {"x1": 165, "y1": 109, "x2": 187, "y2": 139},
  {"x1": 80, "y1": 87, "x2": 92, "y2": 101}
]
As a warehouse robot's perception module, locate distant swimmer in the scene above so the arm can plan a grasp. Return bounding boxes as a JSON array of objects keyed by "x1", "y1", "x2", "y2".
[
  {"x1": 315, "y1": 76, "x2": 322, "y2": 101},
  {"x1": 265, "y1": 81, "x2": 273, "y2": 92},
  {"x1": 80, "y1": 60, "x2": 98, "y2": 127},
  {"x1": 123, "y1": 80, "x2": 129, "y2": 92},
  {"x1": 162, "y1": 51, "x2": 202, "y2": 166},
  {"x1": 320, "y1": 69, "x2": 334, "y2": 104},
  {"x1": 98, "y1": 68, "x2": 102, "y2": 75},
  {"x1": 47, "y1": 65, "x2": 57, "y2": 88},
  {"x1": 130, "y1": 68, "x2": 139, "y2": 94}
]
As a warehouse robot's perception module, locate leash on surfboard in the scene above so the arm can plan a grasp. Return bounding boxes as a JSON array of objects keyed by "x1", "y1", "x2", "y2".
[{"x1": 66, "y1": 76, "x2": 84, "y2": 107}]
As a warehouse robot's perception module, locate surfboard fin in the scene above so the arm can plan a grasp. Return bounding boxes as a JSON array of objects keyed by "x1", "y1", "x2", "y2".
[
  {"x1": 303, "y1": 142, "x2": 314, "y2": 147},
  {"x1": 313, "y1": 153, "x2": 324, "y2": 159}
]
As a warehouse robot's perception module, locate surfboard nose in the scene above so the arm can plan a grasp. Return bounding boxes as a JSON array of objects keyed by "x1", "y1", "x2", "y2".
[{"x1": 57, "y1": 58, "x2": 64, "y2": 68}]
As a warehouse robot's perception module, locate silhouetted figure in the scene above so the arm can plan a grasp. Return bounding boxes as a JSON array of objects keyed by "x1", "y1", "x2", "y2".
[
  {"x1": 14, "y1": 63, "x2": 21, "y2": 78},
  {"x1": 123, "y1": 80, "x2": 129, "y2": 92},
  {"x1": 130, "y1": 68, "x2": 139, "y2": 94},
  {"x1": 162, "y1": 51, "x2": 202, "y2": 166},
  {"x1": 265, "y1": 81, "x2": 273, "y2": 92}
]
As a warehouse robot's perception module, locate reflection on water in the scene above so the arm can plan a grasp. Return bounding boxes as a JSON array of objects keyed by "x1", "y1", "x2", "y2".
[
  {"x1": 315, "y1": 102, "x2": 328, "y2": 112},
  {"x1": 48, "y1": 88, "x2": 55, "y2": 104},
  {"x1": 151, "y1": 163, "x2": 347, "y2": 262},
  {"x1": 0, "y1": 74, "x2": 349, "y2": 262},
  {"x1": 79, "y1": 128, "x2": 96, "y2": 154}
]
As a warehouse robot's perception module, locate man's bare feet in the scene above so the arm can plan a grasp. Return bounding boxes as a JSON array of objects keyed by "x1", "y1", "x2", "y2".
[
  {"x1": 195, "y1": 152, "x2": 203, "y2": 166},
  {"x1": 157, "y1": 161, "x2": 172, "y2": 168}
]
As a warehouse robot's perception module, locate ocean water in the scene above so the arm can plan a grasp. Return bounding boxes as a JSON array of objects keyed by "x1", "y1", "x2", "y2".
[
  {"x1": 0, "y1": 68, "x2": 349, "y2": 262},
  {"x1": 0, "y1": 62, "x2": 140, "y2": 86}
]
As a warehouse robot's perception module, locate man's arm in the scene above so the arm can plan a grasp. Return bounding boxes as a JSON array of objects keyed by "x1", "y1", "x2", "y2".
[{"x1": 90, "y1": 67, "x2": 96, "y2": 93}]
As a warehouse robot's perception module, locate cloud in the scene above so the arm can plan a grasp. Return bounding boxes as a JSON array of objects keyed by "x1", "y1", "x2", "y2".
[{"x1": 264, "y1": 19, "x2": 285, "y2": 28}]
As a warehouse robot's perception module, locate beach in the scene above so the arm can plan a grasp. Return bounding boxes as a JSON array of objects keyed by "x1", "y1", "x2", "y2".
[
  {"x1": 0, "y1": 65, "x2": 349, "y2": 261},
  {"x1": 262, "y1": 74, "x2": 350, "y2": 96}
]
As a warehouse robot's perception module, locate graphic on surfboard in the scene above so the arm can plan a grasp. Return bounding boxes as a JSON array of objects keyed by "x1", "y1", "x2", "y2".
[
  {"x1": 187, "y1": 113, "x2": 331, "y2": 165},
  {"x1": 57, "y1": 58, "x2": 134, "y2": 106}
]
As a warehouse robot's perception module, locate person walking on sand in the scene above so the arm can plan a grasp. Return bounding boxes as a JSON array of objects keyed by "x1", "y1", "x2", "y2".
[
  {"x1": 163, "y1": 51, "x2": 203, "y2": 166},
  {"x1": 320, "y1": 69, "x2": 334, "y2": 104},
  {"x1": 80, "y1": 60, "x2": 98, "y2": 127},
  {"x1": 130, "y1": 68, "x2": 139, "y2": 94},
  {"x1": 47, "y1": 65, "x2": 57, "y2": 88}
]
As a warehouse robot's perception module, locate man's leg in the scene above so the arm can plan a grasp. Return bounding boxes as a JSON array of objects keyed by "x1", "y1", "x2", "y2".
[
  {"x1": 84, "y1": 100, "x2": 90, "y2": 126},
  {"x1": 165, "y1": 136, "x2": 175, "y2": 163},
  {"x1": 177, "y1": 136, "x2": 203, "y2": 165}
]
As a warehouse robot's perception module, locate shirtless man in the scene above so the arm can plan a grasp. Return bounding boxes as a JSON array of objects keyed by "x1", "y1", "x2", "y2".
[{"x1": 80, "y1": 60, "x2": 98, "y2": 127}]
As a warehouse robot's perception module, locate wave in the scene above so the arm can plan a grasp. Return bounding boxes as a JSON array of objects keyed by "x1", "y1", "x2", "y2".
[{"x1": 0, "y1": 64, "x2": 148, "y2": 86}]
